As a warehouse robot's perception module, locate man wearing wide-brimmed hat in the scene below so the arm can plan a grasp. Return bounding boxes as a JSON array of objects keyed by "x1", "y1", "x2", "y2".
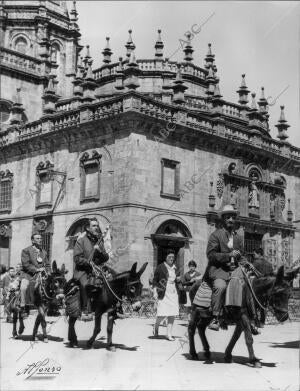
[{"x1": 203, "y1": 204, "x2": 243, "y2": 331}]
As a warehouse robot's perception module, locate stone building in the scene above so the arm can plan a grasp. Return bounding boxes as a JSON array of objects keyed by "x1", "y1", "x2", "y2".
[{"x1": 0, "y1": 0, "x2": 299, "y2": 286}]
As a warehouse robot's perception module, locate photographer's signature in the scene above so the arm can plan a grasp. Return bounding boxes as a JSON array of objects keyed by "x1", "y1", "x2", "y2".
[{"x1": 16, "y1": 358, "x2": 61, "y2": 379}]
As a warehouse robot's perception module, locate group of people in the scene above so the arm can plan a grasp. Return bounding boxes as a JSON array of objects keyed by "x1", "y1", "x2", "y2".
[
  {"x1": 151, "y1": 204, "x2": 276, "y2": 340},
  {"x1": 1, "y1": 205, "x2": 280, "y2": 342}
]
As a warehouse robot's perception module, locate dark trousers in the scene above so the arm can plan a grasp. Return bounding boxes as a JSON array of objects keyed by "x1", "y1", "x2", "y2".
[
  {"x1": 76, "y1": 272, "x2": 91, "y2": 313},
  {"x1": 211, "y1": 278, "x2": 227, "y2": 317}
]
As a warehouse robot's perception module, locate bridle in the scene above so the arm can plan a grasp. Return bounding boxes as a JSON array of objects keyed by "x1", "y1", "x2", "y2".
[
  {"x1": 241, "y1": 265, "x2": 290, "y2": 321},
  {"x1": 36, "y1": 271, "x2": 65, "y2": 302},
  {"x1": 90, "y1": 261, "x2": 140, "y2": 303}
]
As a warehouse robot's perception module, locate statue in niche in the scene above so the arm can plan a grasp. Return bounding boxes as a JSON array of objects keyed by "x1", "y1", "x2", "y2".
[
  {"x1": 249, "y1": 181, "x2": 260, "y2": 209},
  {"x1": 270, "y1": 193, "x2": 276, "y2": 220},
  {"x1": 230, "y1": 185, "x2": 238, "y2": 209},
  {"x1": 228, "y1": 162, "x2": 237, "y2": 175}
]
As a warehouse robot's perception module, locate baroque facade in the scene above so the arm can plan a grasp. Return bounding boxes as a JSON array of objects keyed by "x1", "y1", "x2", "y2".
[{"x1": 0, "y1": 0, "x2": 299, "y2": 286}]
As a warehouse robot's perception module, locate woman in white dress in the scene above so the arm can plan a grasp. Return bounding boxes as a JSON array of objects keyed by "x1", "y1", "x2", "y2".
[{"x1": 152, "y1": 250, "x2": 180, "y2": 341}]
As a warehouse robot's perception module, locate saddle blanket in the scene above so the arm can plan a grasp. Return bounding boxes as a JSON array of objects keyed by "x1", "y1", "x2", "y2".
[
  {"x1": 192, "y1": 266, "x2": 248, "y2": 309},
  {"x1": 192, "y1": 281, "x2": 212, "y2": 308}
]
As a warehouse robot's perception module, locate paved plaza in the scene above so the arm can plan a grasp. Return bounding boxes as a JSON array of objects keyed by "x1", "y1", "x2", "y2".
[{"x1": 0, "y1": 310, "x2": 299, "y2": 391}]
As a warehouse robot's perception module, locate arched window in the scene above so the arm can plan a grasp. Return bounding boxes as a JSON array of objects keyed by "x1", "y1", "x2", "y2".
[
  {"x1": 0, "y1": 102, "x2": 11, "y2": 124},
  {"x1": 15, "y1": 37, "x2": 28, "y2": 54}
]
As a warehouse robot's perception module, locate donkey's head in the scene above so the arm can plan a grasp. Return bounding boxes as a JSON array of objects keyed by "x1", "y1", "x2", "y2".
[
  {"x1": 267, "y1": 265, "x2": 298, "y2": 322},
  {"x1": 46, "y1": 261, "x2": 68, "y2": 301},
  {"x1": 125, "y1": 262, "x2": 148, "y2": 310}
]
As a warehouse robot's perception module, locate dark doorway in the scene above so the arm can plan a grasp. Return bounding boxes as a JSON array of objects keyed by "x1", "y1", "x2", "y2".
[
  {"x1": 244, "y1": 232, "x2": 263, "y2": 255},
  {"x1": 152, "y1": 219, "x2": 192, "y2": 277}
]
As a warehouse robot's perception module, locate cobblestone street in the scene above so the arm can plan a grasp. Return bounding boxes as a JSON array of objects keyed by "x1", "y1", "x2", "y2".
[{"x1": 1, "y1": 311, "x2": 299, "y2": 391}]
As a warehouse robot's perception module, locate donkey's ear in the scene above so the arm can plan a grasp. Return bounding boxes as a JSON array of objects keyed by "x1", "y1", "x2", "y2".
[
  {"x1": 275, "y1": 265, "x2": 284, "y2": 284},
  {"x1": 52, "y1": 260, "x2": 58, "y2": 273},
  {"x1": 61, "y1": 263, "x2": 66, "y2": 273},
  {"x1": 130, "y1": 262, "x2": 137, "y2": 276},
  {"x1": 136, "y1": 262, "x2": 148, "y2": 278}
]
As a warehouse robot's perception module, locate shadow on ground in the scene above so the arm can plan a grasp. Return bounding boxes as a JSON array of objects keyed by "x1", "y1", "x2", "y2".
[
  {"x1": 269, "y1": 340, "x2": 299, "y2": 349},
  {"x1": 182, "y1": 352, "x2": 277, "y2": 367},
  {"x1": 73, "y1": 339, "x2": 139, "y2": 351},
  {"x1": 14, "y1": 334, "x2": 63, "y2": 342}
]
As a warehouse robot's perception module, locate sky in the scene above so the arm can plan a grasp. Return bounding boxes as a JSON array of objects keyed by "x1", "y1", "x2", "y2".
[{"x1": 70, "y1": 1, "x2": 300, "y2": 148}]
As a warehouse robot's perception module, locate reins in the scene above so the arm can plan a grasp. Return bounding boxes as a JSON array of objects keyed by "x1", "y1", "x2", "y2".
[
  {"x1": 240, "y1": 265, "x2": 270, "y2": 311},
  {"x1": 90, "y1": 261, "x2": 124, "y2": 303}
]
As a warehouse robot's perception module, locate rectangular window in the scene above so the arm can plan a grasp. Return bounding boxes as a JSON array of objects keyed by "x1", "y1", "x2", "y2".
[
  {"x1": 160, "y1": 158, "x2": 180, "y2": 199},
  {"x1": 36, "y1": 172, "x2": 53, "y2": 208},
  {"x1": 0, "y1": 180, "x2": 12, "y2": 211},
  {"x1": 0, "y1": 171, "x2": 13, "y2": 213},
  {"x1": 85, "y1": 165, "x2": 99, "y2": 198},
  {"x1": 39, "y1": 174, "x2": 52, "y2": 204},
  {"x1": 80, "y1": 152, "x2": 101, "y2": 203}
]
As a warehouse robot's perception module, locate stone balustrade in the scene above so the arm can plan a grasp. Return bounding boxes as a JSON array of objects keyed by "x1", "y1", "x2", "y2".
[
  {"x1": 93, "y1": 59, "x2": 207, "y2": 80},
  {"x1": 1, "y1": 92, "x2": 299, "y2": 173},
  {"x1": 0, "y1": 47, "x2": 42, "y2": 76},
  {"x1": 56, "y1": 99, "x2": 77, "y2": 112},
  {"x1": 222, "y1": 103, "x2": 242, "y2": 118}
]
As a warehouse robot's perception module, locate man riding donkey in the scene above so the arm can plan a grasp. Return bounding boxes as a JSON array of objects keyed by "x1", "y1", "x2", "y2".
[
  {"x1": 200, "y1": 205, "x2": 260, "y2": 334},
  {"x1": 73, "y1": 217, "x2": 123, "y2": 321},
  {"x1": 20, "y1": 233, "x2": 50, "y2": 317}
]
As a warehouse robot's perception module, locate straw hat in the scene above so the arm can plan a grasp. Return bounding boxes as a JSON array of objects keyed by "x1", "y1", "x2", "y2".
[{"x1": 219, "y1": 204, "x2": 238, "y2": 217}]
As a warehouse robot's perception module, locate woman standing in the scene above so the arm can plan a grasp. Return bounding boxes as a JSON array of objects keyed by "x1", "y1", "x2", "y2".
[{"x1": 152, "y1": 249, "x2": 180, "y2": 341}]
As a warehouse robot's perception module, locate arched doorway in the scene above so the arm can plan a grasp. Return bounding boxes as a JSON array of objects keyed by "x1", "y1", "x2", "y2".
[
  {"x1": 65, "y1": 217, "x2": 89, "y2": 275},
  {"x1": 151, "y1": 219, "x2": 192, "y2": 276}
]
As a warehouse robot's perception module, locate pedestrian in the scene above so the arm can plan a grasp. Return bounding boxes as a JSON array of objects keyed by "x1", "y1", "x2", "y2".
[
  {"x1": 152, "y1": 249, "x2": 181, "y2": 341},
  {"x1": 2, "y1": 267, "x2": 18, "y2": 322},
  {"x1": 181, "y1": 260, "x2": 202, "y2": 320}
]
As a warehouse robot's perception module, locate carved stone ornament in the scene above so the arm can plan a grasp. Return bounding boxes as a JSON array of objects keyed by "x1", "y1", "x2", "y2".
[
  {"x1": 279, "y1": 192, "x2": 286, "y2": 211},
  {"x1": 0, "y1": 224, "x2": 10, "y2": 237},
  {"x1": 216, "y1": 174, "x2": 224, "y2": 199},
  {"x1": 33, "y1": 219, "x2": 48, "y2": 231},
  {"x1": 0, "y1": 170, "x2": 13, "y2": 179}
]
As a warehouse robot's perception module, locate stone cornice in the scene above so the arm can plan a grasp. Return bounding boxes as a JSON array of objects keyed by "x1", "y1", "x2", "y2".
[{"x1": 1, "y1": 91, "x2": 299, "y2": 176}]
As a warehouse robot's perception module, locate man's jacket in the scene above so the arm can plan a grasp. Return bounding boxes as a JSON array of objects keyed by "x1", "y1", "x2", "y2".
[
  {"x1": 21, "y1": 245, "x2": 49, "y2": 280},
  {"x1": 203, "y1": 227, "x2": 244, "y2": 282},
  {"x1": 73, "y1": 231, "x2": 109, "y2": 281}
]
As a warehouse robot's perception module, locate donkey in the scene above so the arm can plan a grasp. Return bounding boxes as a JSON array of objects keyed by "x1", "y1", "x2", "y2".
[
  {"x1": 188, "y1": 265, "x2": 297, "y2": 367},
  {"x1": 7, "y1": 261, "x2": 66, "y2": 341},
  {"x1": 65, "y1": 262, "x2": 147, "y2": 350}
]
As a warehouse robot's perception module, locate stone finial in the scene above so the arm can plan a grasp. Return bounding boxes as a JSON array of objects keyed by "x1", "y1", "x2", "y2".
[
  {"x1": 236, "y1": 74, "x2": 250, "y2": 105},
  {"x1": 250, "y1": 92, "x2": 257, "y2": 110},
  {"x1": 115, "y1": 56, "x2": 124, "y2": 90},
  {"x1": 83, "y1": 45, "x2": 91, "y2": 69},
  {"x1": 276, "y1": 105, "x2": 290, "y2": 141},
  {"x1": 183, "y1": 32, "x2": 193, "y2": 62},
  {"x1": 10, "y1": 87, "x2": 25, "y2": 124},
  {"x1": 154, "y1": 29, "x2": 164, "y2": 58},
  {"x1": 206, "y1": 67, "x2": 216, "y2": 97},
  {"x1": 81, "y1": 61, "x2": 97, "y2": 103},
  {"x1": 102, "y1": 37, "x2": 113, "y2": 64},
  {"x1": 213, "y1": 83, "x2": 222, "y2": 98},
  {"x1": 204, "y1": 43, "x2": 215, "y2": 69},
  {"x1": 258, "y1": 87, "x2": 268, "y2": 113},
  {"x1": 70, "y1": 0, "x2": 78, "y2": 22},
  {"x1": 124, "y1": 50, "x2": 140, "y2": 90},
  {"x1": 125, "y1": 29, "x2": 136, "y2": 59},
  {"x1": 172, "y1": 64, "x2": 188, "y2": 104},
  {"x1": 42, "y1": 77, "x2": 59, "y2": 114}
]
